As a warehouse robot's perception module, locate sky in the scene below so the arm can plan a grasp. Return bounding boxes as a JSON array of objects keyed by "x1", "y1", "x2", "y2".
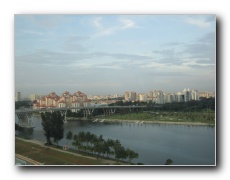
[{"x1": 15, "y1": 15, "x2": 216, "y2": 97}]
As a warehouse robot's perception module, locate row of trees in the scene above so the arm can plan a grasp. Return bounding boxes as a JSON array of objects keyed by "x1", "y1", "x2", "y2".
[
  {"x1": 66, "y1": 131, "x2": 139, "y2": 164},
  {"x1": 15, "y1": 100, "x2": 33, "y2": 110},
  {"x1": 110, "y1": 97, "x2": 215, "y2": 112}
]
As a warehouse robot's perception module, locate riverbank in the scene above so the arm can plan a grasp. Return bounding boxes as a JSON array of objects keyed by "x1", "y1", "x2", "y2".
[
  {"x1": 104, "y1": 119, "x2": 215, "y2": 126},
  {"x1": 15, "y1": 137, "x2": 130, "y2": 166},
  {"x1": 66, "y1": 117, "x2": 215, "y2": 126}
]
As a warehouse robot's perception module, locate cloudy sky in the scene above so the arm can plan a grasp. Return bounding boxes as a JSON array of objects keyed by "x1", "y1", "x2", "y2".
[{"x1": 15, "y1": 15, "x2": 216, "y2": 97}]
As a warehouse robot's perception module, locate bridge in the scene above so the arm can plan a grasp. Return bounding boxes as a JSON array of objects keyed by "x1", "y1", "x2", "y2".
[{"x1": 15, "y1": 106, "x2": 147, "y2": 130}]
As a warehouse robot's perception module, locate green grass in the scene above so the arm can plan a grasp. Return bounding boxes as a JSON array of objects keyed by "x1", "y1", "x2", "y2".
[
  {"x1": 106, "y1": 112, "x2": 215, "y2": 124},
  {"x1": 15, "y1": 138, "x2": 117, "y2": 165}
]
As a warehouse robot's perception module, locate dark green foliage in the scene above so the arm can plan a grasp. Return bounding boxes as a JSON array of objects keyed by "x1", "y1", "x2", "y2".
[
  {"x1": 15, "y1": 123, "x2": 21, "y2": 131},
  {"x1": 165, "y1": 159, "x2": 173, "y2": 165},
  {"x1": 41, "y1": 111, "x2": 64, "y2": 145},
  {"x1": 153, "y1": 98, "x2": 215, "y2": 112},
  {"x1": 66, "y1": 131, "x2": 73, "y2": 145},
  {"x1": 126, "y1": 148, "x2": 139, "y2": 163},
  {"x1": 15, "y1": 100, "x2": 33, "y2": 110},
  {"x1": 70, "y1": 131, "x2": 139, "y2": 164}
]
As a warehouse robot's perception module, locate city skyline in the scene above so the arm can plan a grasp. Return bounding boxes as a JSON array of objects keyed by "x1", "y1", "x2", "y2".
[
  {"x1": 15, "y1": 15, "x2": 216, "y2": 97},
  {"x1": 16, "y1": 87, "x2": 215, "y2": 101}
]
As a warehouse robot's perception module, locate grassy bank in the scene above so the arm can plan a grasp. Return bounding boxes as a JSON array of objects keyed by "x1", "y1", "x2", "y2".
[
  {"x1": 104, "y1": 111, "x2": 215, "y2": 125},
  {"x1": 15, "y1": 137, "x2": 130, "y2": 165}
]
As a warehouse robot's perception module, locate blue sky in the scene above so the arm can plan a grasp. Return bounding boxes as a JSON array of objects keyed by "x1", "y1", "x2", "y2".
[{"x1": 15, "y1": 15, "x2": 216, "y2": 97}]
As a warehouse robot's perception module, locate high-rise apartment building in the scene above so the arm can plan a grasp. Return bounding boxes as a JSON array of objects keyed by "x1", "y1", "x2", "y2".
[
  {"x1": 164, "y1": 93, "x2": 176, "y2": 103},
  {"x1": 191, "y1": 90, "x2": 199, "y2": 100},
  {"x1": 176, "y1": 92, "x2": 184, "y2": 102},
  {"x1": 124, "y1": 91, "x2": 137, "y2": 102},
  {"x1": 137, "y1": 93, "x2": 147, "y2": 102},
  {"x1": 15, "y1": 92, "x2": 21, "y2": 102},
  {"x1": 182, "y1": 88, "x2": 191, "y2": 102},
  {"x1": 150, "y1": 90, "x2": 164, "y2": 104}
]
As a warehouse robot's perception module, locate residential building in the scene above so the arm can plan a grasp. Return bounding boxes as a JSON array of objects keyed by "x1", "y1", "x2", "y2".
[
  {"x1": 164, "y1": 93, "x2": 176, "y2": 103},
  {"x1": 191, "y1": 90, "x2": 200, "y2": 100},
  {"x1": 150, "y1": 90, "x2": 164, "y2": 104},
  {"x1": 33, "y1": 90, "x2": 90, "y2": 109},
  {"x1": 124, "y1": 91, "x2": 137, "y2": 102},
  {"x1": 182, "y1": 88, "x2": 191, "y2": 102},
  {"x1": 15, "y1": 92, "x2": 21, "y2": 102},
  {"x1": 137, "y1": 93, "x2": 147, "y2": 102},
  {"x1": 176, "y1": 92, "x2": 184, "y2": 102}
]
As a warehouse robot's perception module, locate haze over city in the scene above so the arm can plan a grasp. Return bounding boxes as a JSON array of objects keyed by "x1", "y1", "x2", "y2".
[{"x1": 15, "y1": 15, "x2": 216, "y2": 97}]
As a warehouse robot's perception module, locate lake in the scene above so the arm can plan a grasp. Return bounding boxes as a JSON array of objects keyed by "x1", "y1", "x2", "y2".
[{"x1": 16, "y1": 115, "x2": 216, "y2": 166}]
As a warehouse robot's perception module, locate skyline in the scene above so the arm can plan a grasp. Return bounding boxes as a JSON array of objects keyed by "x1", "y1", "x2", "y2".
[{"x1": 15, "y1": 15, "x2": 216, "y2": 97}]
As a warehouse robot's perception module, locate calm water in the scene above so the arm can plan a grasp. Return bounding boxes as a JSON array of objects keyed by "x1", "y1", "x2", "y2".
[{"x1": 16, "y1": 115, "x2": 216, "y2": 165}]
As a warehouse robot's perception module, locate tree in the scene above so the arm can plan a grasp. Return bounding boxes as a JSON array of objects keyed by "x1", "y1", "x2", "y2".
[
  {"x1": 41, "y1": 111, "x2": 64, "y2": 146},
  {"x1": 52, "y1": 111, "x2": 64, "y2": 146},
  {"x1": 126, "y1": 148, "x2": 139, "y2": 164},
  {"x1": 72, "y1": 134, "x2": 80, "y2": 150},
  {"x1": 114, "y1": 145, "x2": 127, "y2": 162},
  {"x1": 165, "y1": 159, "x2": 173, "y2": 165},
  {"x1": 41, "y1": 112, "x2": 53, "y2": 145},
  {"x1": 66, "y1": 131, "x2": 73, "y2": 145}
]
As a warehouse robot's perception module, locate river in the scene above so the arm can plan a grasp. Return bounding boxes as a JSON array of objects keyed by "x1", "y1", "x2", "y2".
[{"x1": 16, "y1": 115, "x2": 216, "y2": 166}]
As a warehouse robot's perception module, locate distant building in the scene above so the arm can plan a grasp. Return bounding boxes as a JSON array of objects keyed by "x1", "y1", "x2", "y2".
[
  {"x1": 15, "y1": 92, "x2": 21, "y2": 102},
  {"x1": 137, "y1": 93, "x2": 147, "y2": 102},
  {"x1": 124, "y1": 91, "x2": 137, "y2": 102},
  {"x1": 71, "y1": 100, "x2": 81, "y2": 112},
  {"x1": 176, "y1": 92, "x2": 184, "y2": 102},
  {"x1": 164, "y1": 93, "x2": 176, "y2": 103},
  {"x1": 30, "y1": 94, "x2": 40, "y2": 101},
  {"x1": 199, "y1": 91, "x2": 215, "y2": 98},
  {"x1": 150, "y1": 90, "x2": 164, "y2": 104},
  {"x1": 83, "y1": 100, "x2": 91, "y2": 107},
  {"x1": 33, "y1": 90, "x2": 90, "y2": 109},
  {"x1": 191, "y1": 90, "x2": 200, "y2": 100},
  {"x1": 182, "y1": 88, "x2": 191, "y2": 102}
]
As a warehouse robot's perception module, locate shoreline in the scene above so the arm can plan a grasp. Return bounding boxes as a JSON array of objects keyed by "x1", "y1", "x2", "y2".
[
  {"x1": 66, "y1": 117, "x2": 215, "y2": 126},
  {"x1": 101, "y1": 119, "x2": 215, "y2": 126}
]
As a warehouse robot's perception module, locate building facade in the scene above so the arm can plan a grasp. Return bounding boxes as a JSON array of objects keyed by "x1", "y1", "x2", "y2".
[{"x1": 33, "y1": 91, "x2": 91, "y2": 110}]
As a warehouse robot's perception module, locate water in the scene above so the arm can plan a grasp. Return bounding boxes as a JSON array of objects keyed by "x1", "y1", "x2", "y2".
[{"x1": 16, "y1": 115, "x2": 215, "y2": 165}]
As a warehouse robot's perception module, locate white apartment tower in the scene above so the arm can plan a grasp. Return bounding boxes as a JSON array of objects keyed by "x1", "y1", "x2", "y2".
[
  {"x1": 16, "y1": 92, "x2": 21, "y2": 102},
  {"x1": 191, "y1": 90, "x2": 200, "y2": 100},
  {"x1": 151, "y1": 90, "x2": 164, "y2": 104},
  {"x1": 182, "y1": 88, "x2": 191, "y2": 102}
]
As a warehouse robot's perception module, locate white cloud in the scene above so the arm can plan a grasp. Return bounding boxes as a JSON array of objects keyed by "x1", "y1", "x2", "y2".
[
  {"x1": 92, "y1": 17, "x2": 137, "y2": 38},
  {"x1": 185, "y1": 17, "x2": 211, "y2": 28},
  {"x1": 20, "y1": 29, "x2": 44, "y2": 36},
  {"x1": 93, "y1": 17, "x2": 102, "y2": 28},
  {"x1": 120, "y1": 18, "x2": 136, "y2": 29}
]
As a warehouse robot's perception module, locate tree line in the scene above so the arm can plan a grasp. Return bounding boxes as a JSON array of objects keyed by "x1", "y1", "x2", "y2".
[
  {"x1": 110, "y1": 97, "x2": 215, "y2": 112},
  {"x1": 66, "y1": 131, "x2": 139, "y2": 163}
]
